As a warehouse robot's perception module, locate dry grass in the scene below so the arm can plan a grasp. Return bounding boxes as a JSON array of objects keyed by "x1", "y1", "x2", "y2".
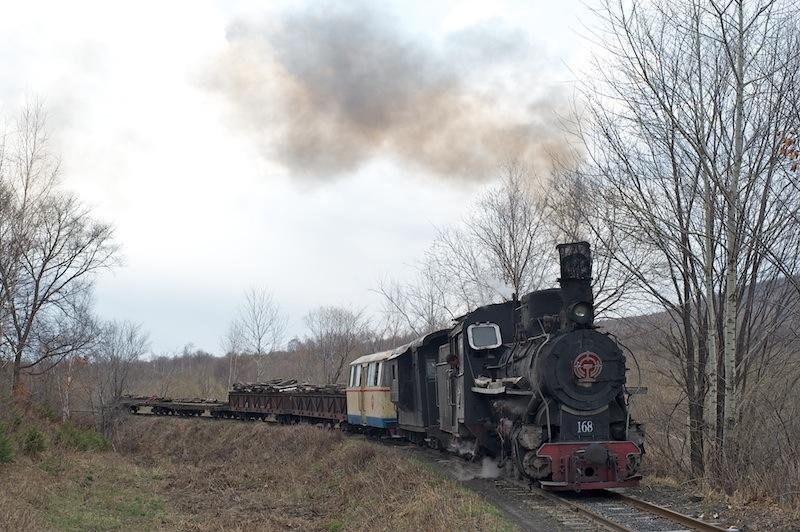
[
  {"x1": 113, "y1": 417, "x2": 512, "y2": 531},
  {"x1": 0, "y1": 451, "x2": 170, "y2": 531},
  {"x1": 0, "y1": 410, "x2": 511, "y2": 531}
]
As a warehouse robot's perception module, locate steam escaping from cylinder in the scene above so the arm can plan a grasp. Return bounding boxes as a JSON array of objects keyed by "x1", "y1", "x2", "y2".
[
  {"x1": 451, "y1": 457, "x2": 503, "y2": 481},
  {"x1": 206, "y1": 3, "x2": 581, "y2": 182}
]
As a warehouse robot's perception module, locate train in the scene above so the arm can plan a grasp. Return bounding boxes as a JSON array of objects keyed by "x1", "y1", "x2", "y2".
[{"x1": 122, "y1": 241, "x2": 645, "y2": 492}]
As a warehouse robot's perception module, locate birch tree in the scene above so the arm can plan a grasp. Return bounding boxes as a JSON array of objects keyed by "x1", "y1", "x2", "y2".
[{"x1": 221, "y1": 320, "x2": 244, "y2": 387}]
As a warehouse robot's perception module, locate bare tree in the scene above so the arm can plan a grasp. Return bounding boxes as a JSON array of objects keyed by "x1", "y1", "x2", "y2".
[
  {"x1": 86, "y1": 321, "x2": 149, "y2": 433},
  {"x1": 545, "y1": 166, "x2": 641, "y2": 318},
  {"x1": 54, "y1": 297, "x2": 97, "y2": 420},
  {"x1": 0, "y1": 103, "x2": 118, "y2": 396},
  {"x1": 221, "y1": 320, "x2": 244, "y2": 387},
  {"x1": 428, "y1": 162, "x2": 553, "y2": 310},
  {"x1": 231, "y1": 287, "x2": 286, "y2": 381},
  {"x1": 375, "y1": 254, "x2": 455, "y2": 337},
  {"x1": 304, "y1": 306, "x2": 368, "y2": 384}
]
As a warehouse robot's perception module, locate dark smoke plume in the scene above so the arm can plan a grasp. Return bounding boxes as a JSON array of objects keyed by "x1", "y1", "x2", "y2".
[{"x1": 209, "y1": 4, "x2": 576, "y2": 181}]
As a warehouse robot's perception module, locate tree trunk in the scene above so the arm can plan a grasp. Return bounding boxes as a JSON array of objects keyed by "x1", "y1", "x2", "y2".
[
  {"x1": 11, "y1": 346, "x2": 24, "y2": 397},
  {"x1": 693, "y1": 3, "x2": 718, "y2": 470},
  {"x1": 61, "y1": 357, "x2": 74, "y2": 422},
  {"x1": 703, "y1": 171, "x2": 719, "y2": 467},
  {"x1": 688, "y1": 388, "x2": 705, "y2": 477},
  {"x1": 722, "y1": 0, "x2": 744, "y2": 459},
  {"x1": 685, "y1": 310, "x2": 705, "y2": 476},
  {"x1": 227, "y1": 353, "x2": 237, "y2": 388}
]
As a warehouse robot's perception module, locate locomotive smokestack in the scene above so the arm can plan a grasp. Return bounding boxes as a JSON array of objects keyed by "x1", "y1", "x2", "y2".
[{"x1": 556, "y1": 242, "x2": 594, "y2": 327}]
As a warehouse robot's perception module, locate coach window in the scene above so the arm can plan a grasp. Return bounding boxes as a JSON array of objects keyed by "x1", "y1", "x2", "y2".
[
  {"x1": 367, "y1": 362, "x2": 377, "y2": 387},
  {"x1": 353, "y1": 365, "x2": 362, "y2": 387},
  {"x1": 376, "y1": 362, "x2": 383, "y2": 386}
]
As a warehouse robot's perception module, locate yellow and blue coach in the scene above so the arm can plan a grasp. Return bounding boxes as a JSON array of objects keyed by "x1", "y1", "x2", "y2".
[{"x1": 346, "y1": 350, "x2": 397, "y2": 429}]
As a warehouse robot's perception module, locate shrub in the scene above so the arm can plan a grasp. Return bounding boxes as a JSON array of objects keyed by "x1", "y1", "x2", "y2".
[
  {"x1": 34, "y1": 403, "x2": 58, "y2": 422},
  {"x1": 55, "y1": 423, "x2": 110, "y2": 452},
  {"x1": 9, "y1": 411, "x2": 22, "y2": 431},
  {"x1": 21, "y1": 427, "x2": 46, "y2": 457},
  {"x1": 0, "y1": 425, "x2": 13, "y2": 464}
]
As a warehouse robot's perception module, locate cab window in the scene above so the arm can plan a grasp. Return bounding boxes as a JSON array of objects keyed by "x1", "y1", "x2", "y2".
[
  {"x1": 467, "y1": 323, "x2": 502, "y2": 350},
  {"x1": 426, "y1": 357, "x2": 436, "y2": 379},
  {"x1": 367, "y1": 362, "x2": 377, "y2": 387}
]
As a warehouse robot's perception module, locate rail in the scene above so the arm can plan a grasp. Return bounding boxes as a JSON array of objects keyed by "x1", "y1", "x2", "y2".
[
  {"x1": 541, "y1": 488, "x2": 730, "y2": 531},
  {"x1": 605, "y1": 491, "x2": 728, "y2": 532}
]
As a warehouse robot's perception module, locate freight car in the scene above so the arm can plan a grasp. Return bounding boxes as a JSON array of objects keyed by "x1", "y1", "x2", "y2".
[
  {"x1": 122, "y1": 242, "x2": 645, "y2": 492},
  {"x1": 121, "y1": 381, "x2": 347, "y2": 424}
]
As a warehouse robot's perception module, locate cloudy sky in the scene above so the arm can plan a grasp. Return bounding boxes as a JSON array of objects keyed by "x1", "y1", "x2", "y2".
[{"x1": 1, "y1": 0, "x2": 590, "y2": 354}]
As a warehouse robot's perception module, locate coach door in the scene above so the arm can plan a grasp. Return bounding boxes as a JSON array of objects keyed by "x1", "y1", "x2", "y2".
[
  {"x1": 437, "y1": 337, "x2": 461, "y2": 435},
  {"x1": 437, "y1": 345, "x2": 452, "y2": 432},
  {"x1": 448, "y1": 333, "x2": 461, "y2": 431},
  {"x1": 358, "y1": 363, "x2": 368, "y2": 424},
  {"x1": 424, "y1": 353, "x2": 438, "y2": 427}
]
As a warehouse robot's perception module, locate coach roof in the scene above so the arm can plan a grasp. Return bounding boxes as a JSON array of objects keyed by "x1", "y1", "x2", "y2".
[{"x1": 349, "y1": 329, "x2": 448, "y2": 366}]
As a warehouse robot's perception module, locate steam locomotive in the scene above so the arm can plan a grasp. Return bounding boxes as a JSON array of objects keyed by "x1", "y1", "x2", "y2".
[
  {"x1": 366, "y1": 241, "x2": 645, "y2": 490},
  {"x1": 124, "y1": 242, "x2": 645, "y2": 491}
]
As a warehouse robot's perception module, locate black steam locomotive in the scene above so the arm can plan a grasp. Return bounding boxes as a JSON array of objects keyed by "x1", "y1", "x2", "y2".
[{"x1": 382, "y1": 242, "x2": 645, "y2": 490}]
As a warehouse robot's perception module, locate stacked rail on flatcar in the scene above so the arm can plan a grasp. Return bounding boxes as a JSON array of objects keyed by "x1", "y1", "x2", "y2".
[
  {"x1": 120, "y1": 379, "x2": 347, "y2": 424},
  {"x1": 225, "y1": 380, "x2": 346, "y2": 423}
]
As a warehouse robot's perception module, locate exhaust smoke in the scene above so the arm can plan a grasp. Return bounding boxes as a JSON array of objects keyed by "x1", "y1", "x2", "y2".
[{"x1": 208, "y1": 3, "x2": 579, "y2": 181}]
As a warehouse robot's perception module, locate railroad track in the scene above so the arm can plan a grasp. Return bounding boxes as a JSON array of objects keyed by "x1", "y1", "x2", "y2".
[
  {"x1": 534, "y1": 487, "x2": 730, "y2": 531},
  {"x1": 414, "y1": 446, "x2": 732, "y2": 531}
]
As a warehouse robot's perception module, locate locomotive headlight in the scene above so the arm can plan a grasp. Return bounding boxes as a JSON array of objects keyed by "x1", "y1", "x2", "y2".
[{"x1": 570, "y1": 302, "x2": 593, "y2": 324}]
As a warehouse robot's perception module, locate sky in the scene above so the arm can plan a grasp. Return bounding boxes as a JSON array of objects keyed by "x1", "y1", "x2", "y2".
[{"x1": 0, "y1": 0, "x2": 591, "y2": 354}]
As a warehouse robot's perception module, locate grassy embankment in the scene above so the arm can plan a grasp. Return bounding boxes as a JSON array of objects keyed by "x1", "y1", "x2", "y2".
[{"x1": 0, "y1": 407, "x2": 513, "y2": 531}]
